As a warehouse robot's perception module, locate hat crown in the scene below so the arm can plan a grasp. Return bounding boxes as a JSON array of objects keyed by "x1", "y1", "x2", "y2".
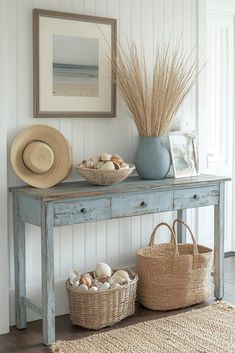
[{"x1": 23, "y1": 141, "x2": 54, "y2": 174}]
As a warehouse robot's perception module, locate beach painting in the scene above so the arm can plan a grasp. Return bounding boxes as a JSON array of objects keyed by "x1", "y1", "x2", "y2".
[{"x1": 52, "y1": 34, "x2": 99, "y2": 97}]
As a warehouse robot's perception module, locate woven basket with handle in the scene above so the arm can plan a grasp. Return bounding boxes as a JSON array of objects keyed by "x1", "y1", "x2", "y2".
[
  {"x1": 137, "y1": 220, "x2": 213, "y2": 311},
  {"x1": 66, "y1": 269, "x2": 138, "y2": 329}
]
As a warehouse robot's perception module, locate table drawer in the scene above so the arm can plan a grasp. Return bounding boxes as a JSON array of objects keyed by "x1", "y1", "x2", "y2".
[
  {"x1": 54, "y1": 198, "x2": 111, "y2": 226},
  {"x1": 174, "y1": 185, "x2": 219, "y2": 210},
  {"x1": 111, "y1": 191, "x2": 173, "y2": 218}
]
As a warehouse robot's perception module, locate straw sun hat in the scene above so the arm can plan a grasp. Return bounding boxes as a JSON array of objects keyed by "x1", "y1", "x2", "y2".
[{"x1": 11, "y1": 125, "x2": 73, "y2": 188}]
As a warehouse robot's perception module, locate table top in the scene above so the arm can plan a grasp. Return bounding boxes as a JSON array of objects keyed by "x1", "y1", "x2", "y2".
[{"x1": 9, "y1": 174, "x2": 231, "y2": 202}]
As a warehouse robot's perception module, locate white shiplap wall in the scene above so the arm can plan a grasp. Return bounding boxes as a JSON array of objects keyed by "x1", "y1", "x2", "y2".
[
  {"x1": 0, "y1": 0, "x2": 10, "y2": 335},
  {"x1": 2, "y1": 0, "x2": 204, "y2": 328}
]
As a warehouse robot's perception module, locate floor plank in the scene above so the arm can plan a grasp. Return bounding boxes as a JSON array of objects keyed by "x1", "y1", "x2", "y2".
[{"x1": 1, "y1": 256, "x2": 235, "y2": 353}]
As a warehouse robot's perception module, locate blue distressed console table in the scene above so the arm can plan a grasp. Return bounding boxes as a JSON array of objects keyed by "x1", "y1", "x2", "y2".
[{"x1": 10, "y1": 174, "x2": 230, "y2": 345}]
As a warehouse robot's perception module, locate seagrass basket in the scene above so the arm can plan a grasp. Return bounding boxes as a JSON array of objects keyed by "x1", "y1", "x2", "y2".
[
  {"x1": 66, "y1": 269, "x2": 138, "y2": 329},
  {"x1": 137, "y1": 220, "x2": 213, "y2": 311}
]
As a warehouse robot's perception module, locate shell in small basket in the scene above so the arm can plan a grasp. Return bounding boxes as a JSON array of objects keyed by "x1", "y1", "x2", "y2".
[
  {"x1": 65, "y1": 269, "x2": 138, "y2": 329},
  {"x1": 74, "y1": 164, "x2": 135, "y2": 186}
]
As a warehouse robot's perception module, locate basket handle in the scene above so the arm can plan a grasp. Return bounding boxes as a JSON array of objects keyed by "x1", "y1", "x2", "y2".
[
  {"x1": 149, "y1": 222, "x2": 179, "y2": 256},
  {"x1": 172, "y1": 219, "x2": 199, "y2": 255}
]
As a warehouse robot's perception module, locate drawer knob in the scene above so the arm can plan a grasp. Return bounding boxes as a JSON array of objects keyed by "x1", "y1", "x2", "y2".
[
  {"x1": 193, "y1": 194, "x2": 200, "y2": 200},
  {"x1": 80, "y1": 208, "x2": 87, "y2": 214},
  {"x1": 140, "y1": 201, "x2": 147, "y2": 208}
]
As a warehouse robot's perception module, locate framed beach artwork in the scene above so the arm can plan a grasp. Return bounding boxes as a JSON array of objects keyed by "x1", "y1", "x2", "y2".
[
  {"x1": 33, "y1": 9, "x2": 116, "y2": 118},
  {"x1": 169, "y1": 131, "x2": 199, "y2": 178}
]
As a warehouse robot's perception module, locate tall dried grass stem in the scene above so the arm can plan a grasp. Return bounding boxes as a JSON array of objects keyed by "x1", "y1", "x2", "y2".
[{"x1": 111, "y1": 41, "x2": 199, "y2": 136}]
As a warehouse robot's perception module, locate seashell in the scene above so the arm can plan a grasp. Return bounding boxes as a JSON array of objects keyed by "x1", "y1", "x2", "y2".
[
  {"x1": 99, "y1": 282, "x2": 111, "y2": 292},
  {"x1": 111, "y1": 155, "x2": 124, "y2": 165},
  {"x1": 80, "y1": 275, "x2": 92, "y2": 288},
  {"x1": 91, "y1": 155, "x2": 101, "y2": 167},
  {"x1": 100, "y1": 152, "x2": 112, "y2": 161},
  {"x1": 84, "y1": 159, "x2": 94, "y2": 169},
  {"x1": 92, "y1": 278, "x2": 103, "y2": 288},
  {"x1": 110, "y1": 283, "x2": 121, "y2": 290},
  {"x1": 96, "y1": 263, "x2": 112, "y2": 279},
  {"x1": 73, "y1": 280, "x2": 80, "y2": 288},
  {"x1": 108, "y1": 270, "x2": 130, "y2": 285},
  {"x1": 82, "y1": 273, "x2": 93, "y2": 280},
  {"x1": 99, "y1": 276, "x2": 111, "y2": 283},
  {"x1": 100, "y1": 161, "x2": 115, "y2": 171},
  {"x1": 78, "y1": 284, "x2": 88, "y2": 291},
  {"x1": 80, "y1": 160, "x2": 86, "y2": 167},
  {"x1": 89, "y1": 285, "x2": 98, "y2": 292},
  {"x1": 69, "y1": 269, "x2": 81, "y2": 285},
  {"x1": 113, "y1": 161, "x2": 121, "y2": 170},
  {"x1": 95, "y1": 161, "x2": 105, "y2": 169},
  {"x1": 120, "y1": 163, "x2": 129, "y2": 170}
]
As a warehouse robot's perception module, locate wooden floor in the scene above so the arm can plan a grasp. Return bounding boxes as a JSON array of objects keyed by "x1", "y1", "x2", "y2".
[{"x1": 1, "y1": 256, "x2": 235, "y2": 353}]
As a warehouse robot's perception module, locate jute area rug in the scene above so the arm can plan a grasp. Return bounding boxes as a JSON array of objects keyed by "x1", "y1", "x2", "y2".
[{"x1": 51, "y1": 303, "x2": 235, "y2": 353}]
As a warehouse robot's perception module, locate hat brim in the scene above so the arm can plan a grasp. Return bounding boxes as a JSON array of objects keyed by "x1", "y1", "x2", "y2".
[{"x1": 11, "y1": 125, "x2": 73, "y2": 188}]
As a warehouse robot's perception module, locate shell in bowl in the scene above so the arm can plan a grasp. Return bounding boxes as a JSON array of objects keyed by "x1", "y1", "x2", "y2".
[{"x1": 74, "y1": 163, "x2": 135, "y2": 186}]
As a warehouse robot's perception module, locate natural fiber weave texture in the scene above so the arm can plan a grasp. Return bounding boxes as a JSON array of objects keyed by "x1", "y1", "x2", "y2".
[
  {"x1": 51, "y1": 302, "x2": 235, "y2": 353},
  {"x1": 74, "y1": 164, "x2": 135, "y2": 186},
  {"x1": 137, "y1": 221, "x2": 213, "y2": 310},
  {"x1": 66, "y1": 269, "x2": 138, "y2": 329},
  {"x1": 11, "y1": 125, "x2": 72, "y2": 188}
]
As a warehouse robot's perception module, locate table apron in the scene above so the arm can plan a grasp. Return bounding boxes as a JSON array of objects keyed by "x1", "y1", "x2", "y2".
[{"x1": 51, "y1": 185, "x2": 220, "y2": 226}]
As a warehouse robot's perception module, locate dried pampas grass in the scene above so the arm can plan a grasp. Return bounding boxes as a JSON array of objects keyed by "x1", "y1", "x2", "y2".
[{"x1": 112, "y1": 41, "x2": 199, "y2": 136}]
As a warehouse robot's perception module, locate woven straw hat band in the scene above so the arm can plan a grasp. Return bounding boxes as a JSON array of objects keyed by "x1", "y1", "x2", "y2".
[{"x1": 22, "y1": 141, "x2": 55, "y2": 174}]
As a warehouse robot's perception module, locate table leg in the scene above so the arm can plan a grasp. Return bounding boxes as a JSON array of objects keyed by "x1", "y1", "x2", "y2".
[
  {"x1": 13, "y1": 194, "x2": 27, "y2": 329},
  {"x1": 214, "y1": 182, "x2": 225, "y2": 300},
  {"x1": 177, "y1": 209, "x2": 187, "y2": 243},
  {"x1": 41, "y1": 202, "x2": 55, "y2": 345}
]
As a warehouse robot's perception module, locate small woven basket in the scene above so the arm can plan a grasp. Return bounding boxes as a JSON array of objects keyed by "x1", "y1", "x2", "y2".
[
  {"x1": 66, "y1": 269, "x2": 138, "y2": 329},
  {"x1": 137, "y1": 220, "x2": 213, "y2": 311}
]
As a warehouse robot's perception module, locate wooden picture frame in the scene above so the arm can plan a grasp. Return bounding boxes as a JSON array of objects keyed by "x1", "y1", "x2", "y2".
[
  {"x1": 169, "y1": 131, "x2": 199, "y2": 178},
  {"x1": 33, "y1": 9, "x2": 116, "y2": 118}
]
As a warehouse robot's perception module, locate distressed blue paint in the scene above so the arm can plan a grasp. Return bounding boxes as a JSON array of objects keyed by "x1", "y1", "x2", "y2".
[
  {"x1": 10, "y1": 174, "x2": 230, "y2": 201},
  {"x1": 177, "y1": 209, "x2": 187, "y2": 243},
  {"x1": 18, "y1": 196, "x2": 41, "y2": 226},
  {"x1": 111, "y1": 191, "x2": 173, "y2": 218},
  {"x1": 54, "y1": 198, "x2": 110, "y2": 226},
  {"x1": 214, "y1": 182, "x2": 225, "y2": 300},
  {"x1": 22, "y1": 296, "x2": 42, "y2": 316},
  {"x1": 174, "y1": 185, "x2": 219, "y2": 210},
  {"x1": 41, "y1": 202, "x2": 55, "y2": 345},
  {"x1": 13, "y1": 194, "x2": 27, "y2": 330}
]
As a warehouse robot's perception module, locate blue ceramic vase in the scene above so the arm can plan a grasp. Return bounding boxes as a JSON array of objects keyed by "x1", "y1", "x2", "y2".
[{"x1": 135, "y1": 136, "x2": 170, "y2": 179}]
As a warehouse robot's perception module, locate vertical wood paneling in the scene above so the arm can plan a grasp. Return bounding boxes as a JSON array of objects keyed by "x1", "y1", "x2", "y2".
[
  {"x1": 4, "y1": 0, "x2": 203, "y2": 327},
  {"x1": 96, "y1": 221, "x2": 107, "y2": 263},
  {"x1": 118, "y1": 0, "x2": 132, "y2": 163},
  {"x1": 106, "y1": 219, "x2": 120, "y2": 267},
  {"x1": 117, "y1": 0, "x2": 132, "y2": 267},
  {"x1": 57, "y1": 0, "x2": 74, "y2": 280},
  {"x1": 129, "y1": 0, "x2": 140, "y2": 160},
  {"x1": 72, "y1": 223, "x2": 86, "y2": 272},
  {"x1": 141, "y1": 214, "x2": 154, "y2": 247}
]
